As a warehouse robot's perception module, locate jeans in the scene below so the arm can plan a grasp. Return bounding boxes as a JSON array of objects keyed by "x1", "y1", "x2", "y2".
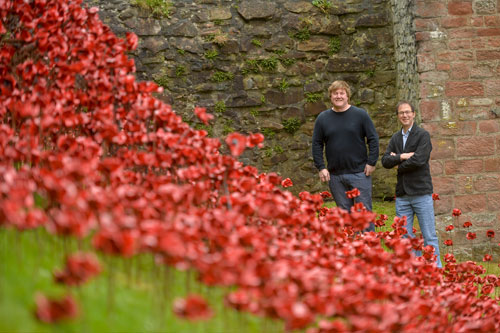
[
  {"x1": 395, "y1": 194, "x2": 442, "y2": 268},
  {"x1": 329, "y1": 172, "x2": 375, "y2": 232}
]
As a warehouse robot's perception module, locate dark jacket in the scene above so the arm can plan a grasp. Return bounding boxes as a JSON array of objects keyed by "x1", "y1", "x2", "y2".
[{"x1": 381, "y1": 124, "x2": 433, "y2": 196}]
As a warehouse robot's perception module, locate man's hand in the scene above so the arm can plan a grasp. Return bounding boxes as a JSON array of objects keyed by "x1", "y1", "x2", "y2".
[
  {"x1": 364, "y1": 164, "x2": 375, "y2": 176},
  {"x1": 400, "y1": 152, "x2": 414, "y2": 160},
  {"x1": 319, "y1": 169, "x2": 330, "y2": 182}
]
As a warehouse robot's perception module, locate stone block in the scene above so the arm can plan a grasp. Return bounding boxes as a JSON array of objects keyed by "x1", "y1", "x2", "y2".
[
  {"x1": 431, "y1": 139, "x2": 455, "y2": 159},
  {"x1": 433, "y1": 176, "x2": 456, "y2": 195},
  {"x1": 448, "y1": 2, "x2": 473, "y2": 15},
  {"x1": 237, "y1": 1, "x2": 276, "y2": 20},
  {"x1": 454, "y1": 194, "x2": 487, "y2": 213},
  {"x1": 478, "y1": 120, "x2": 500, "y2": 133},
  {"x1": 415, "y1": 2, "x2": 447, "y2": 17},
  {"x1": 326, "y1": 57, "x2": 376, "y2": 72},
  {"x1": 474, "y1": 175, "x2": 500, "y2": 192},
  {"x1": 444, "y1": 159, "x2": 484, "y2": 175},
  {"x1": 457, "y1": 137, "x2": 495, "y2": 157},
  {"x1": 445, "y1": 81, "x2": 484, "y2": 97},
  {"x1": 487, "y1": 192, "x2": 500, "y2": 210},
  {"x1": 485, "y1": 158, "x2": 500, "y2": 172},
  {"x1": 304, "y1": 101, "x2": 328, "y2": 117},
  {"x1": 477, "y1": 50, "x2": 500, "y2": 60}
]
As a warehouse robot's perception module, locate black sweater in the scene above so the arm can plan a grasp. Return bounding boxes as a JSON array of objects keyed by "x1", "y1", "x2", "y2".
[
  {"x1": 312, "y1": 106, "x2": 379, "y2": 175},
  {"x1": 381, "y1": 124, "x2": 433, "y2": 196}
]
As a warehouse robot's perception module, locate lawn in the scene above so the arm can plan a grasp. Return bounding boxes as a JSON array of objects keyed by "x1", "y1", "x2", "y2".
[{"x1": 0, "y1": 228, "x2": 279, "y2": 333}]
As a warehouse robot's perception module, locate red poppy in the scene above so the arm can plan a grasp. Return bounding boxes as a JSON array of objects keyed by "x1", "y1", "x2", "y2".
[
  {"x1": 486, "y1": 230, "x2": 495, "y2": 238},
  {"x1": 320, "y1": 191, "x2": 332, "y2": 199},
  {"x1": 452, "y1": 208, "x2": 461, "y2": 217},
  {"x1": 281, "y1": 178, "x2": 293, "y2": 188},
  {"x1": 193, "y1": 106, "x2": 213, "y2": 125},
  {"x1": 444, "y1": 239, "x2": 453, "y2": 246},
  {"x1": 54, "y1": 252, "x2": 101, "y2": 286},
  {"x1": 246, "y1": 133, "x2": 264, "y2": 148},
  {"x1": 34, "y1": 293, "x2": 79, "y2": 323},
  {"x1": 125, "y1": 32, "x2": 138, "y2": 51},
  {"x1": 173, "y1": 295, "x2": 213, "y2": 321},
  {"x1": 432, "y1": 193, "x2": 440, "y2": 200},
  {"x1": 445, "y1": 225, "x2": 454, "y2": 232},
  {"x1": 225, "y1": 132, "x2": 247, "y2": 157},
  {"x1": 481, "y1": 284, "x2": 494, "y2": 295},
  {"x1": 483, "y1": 254, "x2": 492, "y2": 262},
  {"x1": 463, "y1": 221, "x2": 472, "y2": 228},
  {"x1": 466, "y1": 232, "x2": 477, "y2": 240},
  {"x1": 345, "y1": 188, "x2": 360, "y2": 199}
]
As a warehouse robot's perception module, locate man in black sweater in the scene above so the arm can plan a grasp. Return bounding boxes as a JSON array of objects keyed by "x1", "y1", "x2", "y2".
[
  {"x1": 381, "y1": 101, "x2": 442, "y2": 268},
  {"x1": 312, "y1": 80, "x2": 379, "y2": 232}
]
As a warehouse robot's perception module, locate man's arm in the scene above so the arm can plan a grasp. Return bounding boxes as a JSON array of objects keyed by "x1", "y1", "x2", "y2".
[
  {"x1": 311, "y1": 117, "x2": 326, "y2": 172},
  {"x1": 381, "y1": 136, "x2": 401, "y2": 169},
  {"x1": 398, "y1": 130, "x2": 432, "y2": 173},
  {"x1": 364, "y1": 113, "x2": 379, "y2": 167}
]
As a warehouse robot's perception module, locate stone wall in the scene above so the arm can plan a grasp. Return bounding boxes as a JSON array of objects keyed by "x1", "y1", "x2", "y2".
[
  {"x1": 414, "y1": 0, "x2": 500, "y2": 260},
  {"x1": 85, "y1": 0, "x2": 399, "y2": 198}
]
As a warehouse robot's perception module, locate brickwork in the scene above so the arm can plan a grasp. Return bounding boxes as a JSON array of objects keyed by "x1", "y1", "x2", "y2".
[{"x1": 414, "y1": 0, "x2": 500, "y2": 259}]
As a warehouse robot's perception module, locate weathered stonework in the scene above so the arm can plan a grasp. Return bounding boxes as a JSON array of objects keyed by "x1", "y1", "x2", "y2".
[
  {"x1": 85, "y1": 0, "x2": 399, "y2": 198},
  {"x1": 413, "y1": 0, "x2": 500, "y2": 261}
]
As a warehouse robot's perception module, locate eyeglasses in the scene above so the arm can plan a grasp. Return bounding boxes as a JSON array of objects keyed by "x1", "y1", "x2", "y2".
[{"x1": 397, "y1": 111, "x2": 413, "y2": 116}]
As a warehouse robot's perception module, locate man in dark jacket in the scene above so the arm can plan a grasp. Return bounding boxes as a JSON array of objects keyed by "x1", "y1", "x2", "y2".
[{"x1": 381, "y1": 101, "x2": 442, "y2": 268}]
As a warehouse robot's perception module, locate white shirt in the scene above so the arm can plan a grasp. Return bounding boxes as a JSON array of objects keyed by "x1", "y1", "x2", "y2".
[{"x1": 402, "y1": 125, "x2": 413, "y2": 149}]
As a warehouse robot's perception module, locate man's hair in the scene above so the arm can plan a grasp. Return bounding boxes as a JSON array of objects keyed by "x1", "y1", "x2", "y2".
[
  {"x1": 396, "y1": 101, "x2": 415, "y2": 114},
  {"x1": 328, "y1": 80, "x2": 351, "y2": 99}
]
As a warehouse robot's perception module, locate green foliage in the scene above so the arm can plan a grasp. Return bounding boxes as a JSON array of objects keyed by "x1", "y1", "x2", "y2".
[
  {"x1": 273, "y1": 145, "x2": 284, "y2": 154},
  {"x1": 305, "y1": 92, "x2": 323, "y2": 103},
  {"x1": 210, "y1": 70, "x2": 234, "y2": 82},
  {"x1": 153, "y1": 75, "x2": 169, "y2": 89},
  {"x1": 134, "y1": 0, "x2": 173, "y2": 18},
  {"x1": 204, "y1": 49, "x2": 219, "y2": 60},
  {"x1": 261, "y1": 128, "x2": 276, "y2": 139},
  {"x1": 278, "y1": 78, "x2": 289, "y2": 93},
  {"x1": 214, "y1": 100, "x2": 226, "y2": 114},
  {"x1": 292, "y1": 27, "x2": 310, "y2": 41},
  {"x1": 249, "y1": 109, "x2": 259, "y2": 117},
  {"x1": 272, "y1": 49, "x2": 286, "y2": 56},
  {"x1": 279, "y1": 57, "x2": 296, "y2": 67},
  {"x1": 282, "y1": 117, "x2": 302, "y2": 134},
  {"x1": 242, "y1": 57, "x2": 278, "y2": 74},
  {"x1": 222, "y1": 119, "x2": 235, "y2": 135},
  {"x1": 329, "y1": 36, "x2": 341, "y2": 55},
  {"x1": 365, "y1": 69, "x2": 375, "y2": 77},
  {"x1": 251, "y1": 39, "x2": 262, "y2": 47},
  {"x1": 203, "y1": 32, "x2": 228, "y2": 46},
  {"x1": 33, "y1": 192, "x2": 48, "y2": 209},
  {"x1": 175, "y1": 65, "x2": 186, "y2": 77},
  {"x1": 264, "y1": 145, "x2": 283, "y2": 157},
  {"x1": 259, "y1": 57, "x2": 279, "y2": 72},
  {"x1": 260, "y1": 95, "x2": 266, "y2": 104},
  {"x1": 312, "y1": 0, "x2": 332, "y2": 14},
  {"x1": 213, "y1": 19, "x2": 224, "y2": 26},
  {"x1": 177, "y1": 48, "x2": 185, "y2": 55}
]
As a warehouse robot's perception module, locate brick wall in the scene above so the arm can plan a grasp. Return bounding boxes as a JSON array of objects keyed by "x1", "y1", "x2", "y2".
[{"x1": 414, "y1": 0, "x2": 500, "y2": 259}]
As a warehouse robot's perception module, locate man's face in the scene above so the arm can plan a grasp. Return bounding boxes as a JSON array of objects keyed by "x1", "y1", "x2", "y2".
[
  {"x1": 397, "y1": 103, "x2": 415, "y2": 128},
  {"x1": 330, "y1": 88, "x2": 349, "y2": 111}
]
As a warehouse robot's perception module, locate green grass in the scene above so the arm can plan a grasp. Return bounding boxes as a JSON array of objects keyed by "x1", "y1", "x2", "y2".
[
  {"x1": 324, "y1": 199, "x2": 395, "y2": 232},
  {"x1": 0, "y1": 228, "x2": 280, "y2": 332}
]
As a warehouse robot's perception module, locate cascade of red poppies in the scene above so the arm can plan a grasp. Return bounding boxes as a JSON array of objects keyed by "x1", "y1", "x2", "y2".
[{"x1": 1, "y1": 1, "x2": 500, "y2": 331}]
